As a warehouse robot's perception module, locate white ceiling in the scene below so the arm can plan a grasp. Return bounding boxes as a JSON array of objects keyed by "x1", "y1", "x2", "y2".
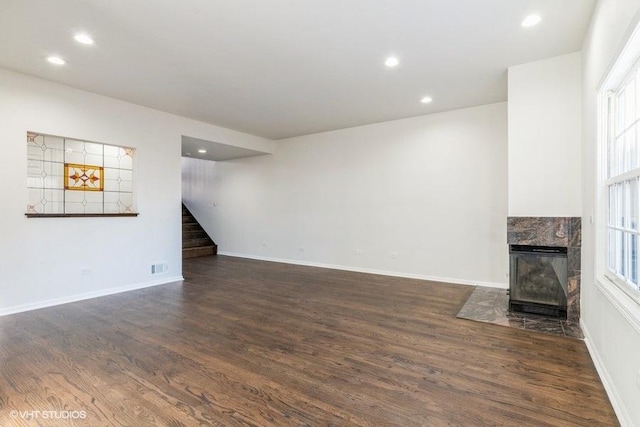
[{"x1": 0, "y1": 0, "x2": 595, "y2": 140}]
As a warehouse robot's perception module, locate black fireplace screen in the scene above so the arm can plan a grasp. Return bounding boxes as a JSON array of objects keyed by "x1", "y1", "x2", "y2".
[{"x1": 509, "y1": 245, "x2": 568, "y2": 318}]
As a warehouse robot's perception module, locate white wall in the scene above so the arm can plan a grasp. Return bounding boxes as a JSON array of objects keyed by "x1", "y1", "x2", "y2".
[
  {"x1": 0, "y1": 68, "x2": 272, "y2": 315},
  {"x1": 581, "y1": 1, "x2": 640, "y2": 426},
  {"x1": 183, "y1": 102, "x2": 509, "y2": 287},
  {"x1": 508, "y1": 52, "x2": 582, "y2": 217}
]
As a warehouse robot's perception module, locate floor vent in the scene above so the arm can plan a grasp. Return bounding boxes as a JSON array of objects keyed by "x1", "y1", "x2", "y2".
[{"x1": 151, "y1": 262, "x2": 168, "y2": 275}]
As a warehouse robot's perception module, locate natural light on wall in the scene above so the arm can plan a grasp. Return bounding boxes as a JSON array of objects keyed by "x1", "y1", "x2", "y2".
[{"x1": 598, "y1": 20, "x2": 640, "y2": 302}]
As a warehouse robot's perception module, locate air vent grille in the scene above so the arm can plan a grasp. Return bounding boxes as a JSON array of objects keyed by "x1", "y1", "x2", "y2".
[{"x1": 151, "y1": 262, "x2": 168, "y2": 275}]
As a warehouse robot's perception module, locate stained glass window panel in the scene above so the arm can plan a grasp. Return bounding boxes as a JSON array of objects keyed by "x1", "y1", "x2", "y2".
[{"x1": 26, "y1": 132, "x2": 136, "y2": 215}]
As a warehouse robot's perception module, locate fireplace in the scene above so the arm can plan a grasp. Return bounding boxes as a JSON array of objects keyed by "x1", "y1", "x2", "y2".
[
  {"x1": 507, "y1": 217, "x2": 581, "y2": 322},
  {"x1": 509, "y1": 245, "x2": 567, "y2": 318}
]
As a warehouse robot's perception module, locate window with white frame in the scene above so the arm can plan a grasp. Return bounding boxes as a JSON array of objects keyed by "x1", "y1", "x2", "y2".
[{"x1": 602, "y1": 47, "x2": 640, "y2": 297}]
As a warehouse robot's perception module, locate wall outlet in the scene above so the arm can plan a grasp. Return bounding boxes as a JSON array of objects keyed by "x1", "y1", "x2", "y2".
[
  {"x1": 262, "y1": 242, "x2": 268, "y2": 247},
  {"x1": 80, "y1": 268, "x2": 93, "y2": 276},
  {"x1": 298, "y1": 247, "x2": 305, "y2": 253},
  {"x1": 355, "y1": 248, "x2": 363, "y2": 255},
  {"x1": 389, "y1": 252, "x2": 398, "y2": 259}
]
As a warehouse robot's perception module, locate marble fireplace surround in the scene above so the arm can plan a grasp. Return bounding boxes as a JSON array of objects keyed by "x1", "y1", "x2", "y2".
[{"x1": 507, "y1": 216, "x2": 582, "y2": 323}]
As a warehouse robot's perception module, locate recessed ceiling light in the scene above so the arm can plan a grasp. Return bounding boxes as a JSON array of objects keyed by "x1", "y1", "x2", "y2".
[
  {"x1": 521, "y1": 14, "x2": 541, "y2": 27},
  {"x1": 420, "y1": 96, "x2": 433, "y2": 104},
  {"x1": 385, "y1": 56, "x2": 399, "y2": 67},
  {"x1": 198, "y1": 149, "x2": 207, "y2": 154},
  {"x1": 46, "y1": 56, "x2": 66, "y2": 65},
  {"x1": 74, "y1": 33, "x2": 94, "y2": 45}
]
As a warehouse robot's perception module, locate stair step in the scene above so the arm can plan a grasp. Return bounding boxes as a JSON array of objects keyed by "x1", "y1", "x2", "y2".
[
  {"x1": 182, "y1": 216, "x2": 198, "y2": 224},
  {"x1": 183, "y1": 230, "x2": 208, "y2": 240},
  {"x1": 183, "y1": 245, "x2": 217, "y2": 259},
  {"x1": 183, "y1": 223, "x2": 202, "y2": 232},
  {"x1": 183, "y1": 237, "x2": 213, "y2": 248}
]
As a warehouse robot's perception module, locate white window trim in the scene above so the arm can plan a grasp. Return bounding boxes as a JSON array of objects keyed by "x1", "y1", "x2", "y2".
[{"x1": 597, "y1": 22, "x2": 640, "y2": 309}]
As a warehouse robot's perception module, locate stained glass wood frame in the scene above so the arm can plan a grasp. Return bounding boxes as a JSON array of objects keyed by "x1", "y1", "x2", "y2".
[{"x1": 26, "y1": 132, "x2": 138, "y2": 217}]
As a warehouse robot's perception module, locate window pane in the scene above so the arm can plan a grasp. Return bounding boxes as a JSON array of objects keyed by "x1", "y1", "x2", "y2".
[
  {"x1": 631, "y1": 234, "x2": 638, "y2": 285},
  {"x1": 626, "y1": 128, "x2": 638, "y2": 172},
  {"x1": 608, "y1": 130, "x2": 615, "y2": 178},
  {"x1": 630, "y1": 179, "x2": 638, "y2": 231},
  {"x1": 617, "y1": 113, "x2": 640, "y2": 174},
  {"x1": 623, "y1": 131, "x2": 631, "y2": 173},
  {"x1": 618, "y1": 89, "x2": 626, "y2": 134},
  {"x1": 609, "y1": 229, "x2": 616, "y2": 271},
  {"x1": 616, "y1": 133, "x2": 624, "y2": 174},
  {"x1": 625, "y1": 79, "x2": 636, "y2": 128},
  {"x1": 617, "y1": 182, "x2": 625, "y2": 227},
  {"x1": 636, "y1": 69, "x2": 640, "y2": 121},
  {"x1": 621, "y1": 131, "x2": 631, "y2": 172},
  {"x1": 609, "y1": 94, "x2": 616, "y2": 178},
  {"x1": 609, "y1": 185, "x2": 616, "y2": 227},
  {"x1": 618, "y1": 230, "x2": 626, "y2": 276}
]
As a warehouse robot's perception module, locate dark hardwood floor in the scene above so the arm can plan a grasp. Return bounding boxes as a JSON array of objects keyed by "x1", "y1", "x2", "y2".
[{"x1": 0, "y1": 256, "x2": 618, "y2": 426}]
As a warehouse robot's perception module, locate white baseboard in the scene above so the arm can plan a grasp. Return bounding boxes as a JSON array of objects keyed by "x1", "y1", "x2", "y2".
[
  {"x1": 581, "y1": 320, "x2": 631, "y2": 427},
  {"x1": 0, "y1": 275, "x2": 184, "y2": 317},
  {"x1": 218, "y1": 251, "x2": 507, "y2": 289}
]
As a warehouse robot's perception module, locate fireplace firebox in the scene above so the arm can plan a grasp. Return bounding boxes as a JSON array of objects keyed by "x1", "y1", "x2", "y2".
[{"x1": 509, "y1": 245, "x2": 568, "y2": 318}]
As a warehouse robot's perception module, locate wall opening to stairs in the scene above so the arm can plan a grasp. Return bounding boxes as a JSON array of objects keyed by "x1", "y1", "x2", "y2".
[{"x1": 180, "y1": 135, "x2": 273, "y2": 261}]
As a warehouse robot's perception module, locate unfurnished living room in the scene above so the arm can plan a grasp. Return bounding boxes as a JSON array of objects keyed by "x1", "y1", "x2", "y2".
[{"x1": 2, "y1": 0, "x2": 640, "y2": 426}]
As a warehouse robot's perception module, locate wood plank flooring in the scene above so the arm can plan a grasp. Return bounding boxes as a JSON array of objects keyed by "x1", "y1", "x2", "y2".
[{"x1": 0, "y1": 255, "x2": 618, "y2": 426}]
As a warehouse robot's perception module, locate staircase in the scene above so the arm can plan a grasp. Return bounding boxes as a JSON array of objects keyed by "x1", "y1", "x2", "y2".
[{"x1": 182, "y1": 204, "x2": 217, "y2": 258}]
